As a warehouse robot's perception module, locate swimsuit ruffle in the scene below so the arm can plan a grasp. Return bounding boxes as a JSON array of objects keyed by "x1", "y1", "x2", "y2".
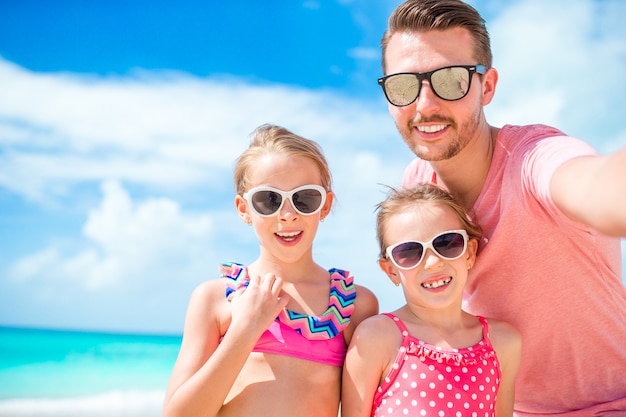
[{"x1": 404, "y1": 340, "x2": 497, "y2": 366}]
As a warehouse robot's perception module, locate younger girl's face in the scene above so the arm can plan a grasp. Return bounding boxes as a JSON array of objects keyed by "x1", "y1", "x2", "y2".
[
  {"x1": 236, "y1": 152, "x2": 333, "y2": 264},
  {"x1": 379, "y1": 202, "x2": 477, "y2": 310}
]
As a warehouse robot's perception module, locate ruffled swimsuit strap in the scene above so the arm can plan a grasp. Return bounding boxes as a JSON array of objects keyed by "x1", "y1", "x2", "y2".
[
  {"x1": 372, "y1": 313, "x2": 411, "y2": 394},
  {"x1": 277, "y1": 268, "x2": 356, "y2": 340}
]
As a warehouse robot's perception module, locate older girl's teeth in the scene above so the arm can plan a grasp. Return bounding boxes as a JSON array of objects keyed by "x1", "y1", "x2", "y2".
[
  {"x1": 422, "y1": 277, "x2": 452, "y2": 289},
  {"x1": 277, "y1": 231, "x2": 301, "y2": 241},
  {"x1": 417, "y1": 124, "x2": 446, "y2": 133}
]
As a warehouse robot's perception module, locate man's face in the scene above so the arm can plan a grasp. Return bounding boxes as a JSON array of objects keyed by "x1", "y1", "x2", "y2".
[{"x1": 383, "y1": 27, "x2": 487, "y2": 162}]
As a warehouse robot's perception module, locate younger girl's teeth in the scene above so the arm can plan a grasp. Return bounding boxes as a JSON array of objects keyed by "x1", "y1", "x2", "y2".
[{"x1": 422, "y1": 277, "x2": 452, "y2": 289}]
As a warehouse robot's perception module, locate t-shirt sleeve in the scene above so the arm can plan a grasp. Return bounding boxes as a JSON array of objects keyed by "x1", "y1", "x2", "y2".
[{"x1": 519, "y1": 133, "x2": 597, "y2": 221}]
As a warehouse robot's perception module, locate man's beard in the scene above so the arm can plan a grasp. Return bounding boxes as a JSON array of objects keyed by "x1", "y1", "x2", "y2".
[{"x1": 398, "y1": 110, "x2": 481, "y2": 162}]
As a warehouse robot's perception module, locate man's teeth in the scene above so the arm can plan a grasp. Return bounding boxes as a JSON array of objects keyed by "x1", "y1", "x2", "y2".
[
  {"x1": 277, "y1": 231, "x2": 301, "y2": 241},
  {"x1": 422, "y1": 277, "x2": 452, "y2": 289},
  {"x1": 417, "y1": 124, "x2": 446, "y2": 133}
]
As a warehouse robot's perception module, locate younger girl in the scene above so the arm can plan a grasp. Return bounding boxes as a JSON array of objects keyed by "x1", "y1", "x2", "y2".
[
  {"x1": 163, "y1": 124, "x2": 378, "y2": 417},
  {"x1": 342, "y1": 184, "x2": 521, "y2": 417}
]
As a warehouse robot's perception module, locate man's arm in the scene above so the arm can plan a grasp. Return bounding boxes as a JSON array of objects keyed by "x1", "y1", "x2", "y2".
[{"x1": 551, "y1": 146, "x2": 626, "y2": 237}]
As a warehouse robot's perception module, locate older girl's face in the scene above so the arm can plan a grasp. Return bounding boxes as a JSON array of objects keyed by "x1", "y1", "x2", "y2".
[{"x1": 235, "y1": 152, "x2": 333, "y2": 265}]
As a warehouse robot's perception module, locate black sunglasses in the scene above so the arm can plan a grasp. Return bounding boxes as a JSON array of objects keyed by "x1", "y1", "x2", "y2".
[
  {"x1": 385, "y1": 230, "x2": 468, "y2": 270},
  {"x1": 378, "y1": 65, "x2": 487, "y2": 107}
]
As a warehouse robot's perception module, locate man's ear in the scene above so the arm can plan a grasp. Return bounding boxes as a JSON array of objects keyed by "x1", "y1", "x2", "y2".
[
  {"x1": 235, "y1": 195, "x2": 252, "y2": 225},
  {"x1": 481, "y1": 66, "x2": 498, "y2": 106},
  {"x1": 379, "y1": 258, "x2": 401, "y2": 287}
]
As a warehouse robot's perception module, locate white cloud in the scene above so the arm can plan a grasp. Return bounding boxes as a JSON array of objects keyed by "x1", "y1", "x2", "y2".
[
  {"x1": 0, "y1": 58, "x2": 397, "y2": 206},
  {"x1": 487, "y1": 0, "x2": 626, "y2": 150},
  {"x1": 8, "y1": 180, "x2": 213, "y2": 292}
]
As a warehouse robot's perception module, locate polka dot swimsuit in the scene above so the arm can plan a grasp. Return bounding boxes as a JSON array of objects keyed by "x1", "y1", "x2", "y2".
[{"x1": 371, "y1": 313, "x2": 501, "y2": 417}]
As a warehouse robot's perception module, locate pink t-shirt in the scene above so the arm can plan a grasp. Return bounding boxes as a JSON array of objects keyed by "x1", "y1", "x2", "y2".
[{"x1": 402, "y1": 125, "x2": 626, "y2": 416}]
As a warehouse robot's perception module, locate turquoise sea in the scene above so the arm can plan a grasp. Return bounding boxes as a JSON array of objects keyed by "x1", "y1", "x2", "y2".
[{"x1": 0, "y1": 326, "x2": 181, "y2": 417}]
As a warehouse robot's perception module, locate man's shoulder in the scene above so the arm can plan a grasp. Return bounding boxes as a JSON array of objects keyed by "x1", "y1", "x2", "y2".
[{"x1": 499, "y1": 123, "x2": 566, "y2": 141}]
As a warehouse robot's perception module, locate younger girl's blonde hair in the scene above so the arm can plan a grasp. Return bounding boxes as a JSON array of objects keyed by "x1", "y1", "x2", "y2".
[{"x1": 375, "y1": 183, "x2": 482, "y2": 259}]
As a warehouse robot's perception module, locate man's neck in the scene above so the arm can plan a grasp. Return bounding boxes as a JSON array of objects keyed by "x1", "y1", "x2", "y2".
[{"x1": 432, "y1": 125, "x2": 498, "y2": 209}]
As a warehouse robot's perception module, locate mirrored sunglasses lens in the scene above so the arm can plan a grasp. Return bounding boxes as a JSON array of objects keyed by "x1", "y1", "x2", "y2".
[
  {"x1": 292, "y1": 189, "x2": 323, "y2": 214},
  {"x1": 384, "y1": 74, "x2": 420, "y2": 106},
  {"x1": 251, "y1": 190, "x2": 282, "y2": 215},
  {"x1": 432, "y1": 232, "x2": 465, "y2": 259},
  {"x1": 431, "y1": 67, "x2": 470, "y2": 100},
  {"x1": 391, "y1": 241, "x2": 424, "y2": 268}
]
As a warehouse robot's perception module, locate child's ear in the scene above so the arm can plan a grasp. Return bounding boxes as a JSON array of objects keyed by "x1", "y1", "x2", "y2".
[
  {"x1": 320, "y1": 191, "x2": 334, "y2": 221},
  {"x1": 466, "y1": 238, "x2": 479, "y2": 269},
  {"x1": 378, "y1": 258, "x2": 401, "y2": 287},
  {"x1": 235, "y1": 195, "x2": 252, "y2": 225}
]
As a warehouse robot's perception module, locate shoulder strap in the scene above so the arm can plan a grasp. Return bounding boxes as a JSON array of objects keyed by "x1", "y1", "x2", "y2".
[{"x1": 220, "y1": 262, "x2": 249, "y2": 301}]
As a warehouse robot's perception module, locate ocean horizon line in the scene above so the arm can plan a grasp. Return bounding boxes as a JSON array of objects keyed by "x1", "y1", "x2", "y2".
[{"x1": 0, "y1": 323, "x2": 183, "y2": 339}]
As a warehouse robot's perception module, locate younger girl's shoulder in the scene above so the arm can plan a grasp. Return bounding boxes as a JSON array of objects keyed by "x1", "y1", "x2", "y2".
[{"x1": 352, "y1": 313, "x2": 403, "y2": 342}]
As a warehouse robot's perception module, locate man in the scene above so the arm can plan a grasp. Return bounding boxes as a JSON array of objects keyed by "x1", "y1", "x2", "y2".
[{"x1": 378, "y1": 0, "x2": 626, "y2": 415}]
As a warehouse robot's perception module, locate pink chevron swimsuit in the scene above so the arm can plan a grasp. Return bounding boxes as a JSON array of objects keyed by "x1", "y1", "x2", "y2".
[
  {"x1": 372, "y1": 313, "x2": 501, "y2": 417},
  {"x1": 220, "y1": 262, "x2": 356, "y2": 367}
]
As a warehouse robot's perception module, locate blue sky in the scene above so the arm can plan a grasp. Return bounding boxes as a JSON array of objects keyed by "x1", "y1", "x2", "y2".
[{"x1": 1, "y1": 0, "x2": 625, "y2": 335}]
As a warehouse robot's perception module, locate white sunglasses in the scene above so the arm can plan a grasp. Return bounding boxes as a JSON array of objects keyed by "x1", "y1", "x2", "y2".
[
  {"x1": 385, "y1": 229, "x2": 468, "y2": 270},
  {"x1": 242, "y1": 184, "x2": 327, "y2": 217}
]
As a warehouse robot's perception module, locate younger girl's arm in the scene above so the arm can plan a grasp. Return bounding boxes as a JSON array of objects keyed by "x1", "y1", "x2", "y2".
[
  {"x1": 162, "y1": 273, "x2": 289, "y2": 417},
  {"x1": 489, "y1": 319, "x2": 522, "y2": 417},
  {"x1": 342, "y1": 315, "x2": 399, "y2": 417}
]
